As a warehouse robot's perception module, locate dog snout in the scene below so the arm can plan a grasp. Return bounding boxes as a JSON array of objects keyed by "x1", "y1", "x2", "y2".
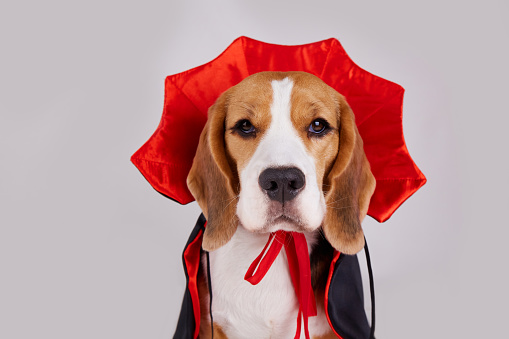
[{"x1": 258, "y1": 167, "x2": 305, "y2": 204}]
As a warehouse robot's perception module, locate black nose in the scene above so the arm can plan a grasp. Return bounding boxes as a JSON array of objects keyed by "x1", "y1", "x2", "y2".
[{"x1": 258, "y1": 167, "x2": 306, "y2": 203}]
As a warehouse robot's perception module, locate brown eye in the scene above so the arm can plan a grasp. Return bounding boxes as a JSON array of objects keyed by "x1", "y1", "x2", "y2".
[
  {"x1": 235, "y1": 119, "x2": 256, "y2": 135},
  {"x1": 308, "y1": 119, "x2": 329, "y2": 135}
]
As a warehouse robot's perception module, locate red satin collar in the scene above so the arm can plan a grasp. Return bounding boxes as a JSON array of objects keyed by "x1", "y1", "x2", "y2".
[
  {"x1": 244, "y1": 231, "x2": 317, "y2": 339},
  {"x1": 131, "y1": 36, "x2": 426, "y2": 223}
]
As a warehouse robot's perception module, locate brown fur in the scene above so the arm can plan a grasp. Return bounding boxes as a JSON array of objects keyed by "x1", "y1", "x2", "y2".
[
  {"x1": 322, "y1": 94, "x2": 376, "y2": 254},
  {"x1": 187, "y1": 94, "x2": 239, "y2": 251},
  {"x1": 314, "y1": 332, "x2": 341, "y2": 339},
  {"x1": 197, "y1": 265, "x2": 228, "y2": 338},
  {"x1": 224, "y1": 73, "x2": 275, "y2": 173}
]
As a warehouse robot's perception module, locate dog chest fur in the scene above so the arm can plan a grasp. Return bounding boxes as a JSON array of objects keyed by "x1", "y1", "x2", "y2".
[{"x1": 207, "y1": 226, "x2": 329, "y2": 339}]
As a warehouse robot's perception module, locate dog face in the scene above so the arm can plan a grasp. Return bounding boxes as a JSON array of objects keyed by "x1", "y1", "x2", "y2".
[
  {"x1": 227, "y1": 75, "x2": 339, "y2": 234},
  {"x1": 187, "y1": 72, "x2": 375, "y2": 254}
]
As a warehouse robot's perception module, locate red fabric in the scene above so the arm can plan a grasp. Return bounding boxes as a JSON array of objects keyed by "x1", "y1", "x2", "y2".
[
  {"x1": 183, "y1": 226, "x2": 204, "y2": 339},
  {"x1": 244, "y1": 231, "x2": 316, "y2": 339},
  {"x1": 131, "y1": 36, "x2": 425, "y2": 222},
  {"x1": 324, "y1": 251, "x2": 344, "y2": 339}
]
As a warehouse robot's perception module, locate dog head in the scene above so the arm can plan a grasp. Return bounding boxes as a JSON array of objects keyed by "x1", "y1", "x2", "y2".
[{"x1": 187, "y1": 72, "x2": 376, "y2": 254}]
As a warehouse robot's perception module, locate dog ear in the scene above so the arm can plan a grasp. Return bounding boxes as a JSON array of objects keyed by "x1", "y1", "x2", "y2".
[
  {"x1": 187, "y1": 93, "x2": 239, "y2": 251},
  {"x1": 322, "y1": 94, "x2": 376, "y2": 254}
]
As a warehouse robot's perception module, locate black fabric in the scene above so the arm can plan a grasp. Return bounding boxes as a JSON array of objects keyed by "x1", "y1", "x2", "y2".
[
  {"x1": 364, "y1": 239, "x2": 376, "y2": 339},
  {"x1": 206, "y1": 251, "x2": 214, "y2": 339},
  {"x1": 173, "y1": 214, "x2": 206, "y2": 339},
  {"x1": 327, "y1": 254, "x2": 371, "y2": 339}
]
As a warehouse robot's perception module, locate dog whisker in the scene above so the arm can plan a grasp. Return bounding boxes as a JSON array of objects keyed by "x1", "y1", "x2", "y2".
[
  {"x1": 318, "y1": 228, "x2": 327, "y2": 241},
  {"x1": 273, "y1": 235, "x2": 285, "y2": 246},
  {"x1": 326, "y1": 196, "x2": 348, "y2": 205},
  {"x1": 326, "y1": 205, "x2": 354, "y2": 210},
  {"x1": 221, "y1": 195, "x2": 238, "y2": 203},
  {"x1": 222, "y1": 194, "x2": 240, "y2": 212}
]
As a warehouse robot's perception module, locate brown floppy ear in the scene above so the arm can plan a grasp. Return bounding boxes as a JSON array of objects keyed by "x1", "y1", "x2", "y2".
[
  {"x1": 322, "y1": 94, "x2": 376, "y2": 254},
  {"x1": 187, "y1": 93, "x2": 239, "y2": 251}
]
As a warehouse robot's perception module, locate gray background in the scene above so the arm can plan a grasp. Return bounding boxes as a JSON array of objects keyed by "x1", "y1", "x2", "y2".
[{"x1": 1, "y1": 0, "x2": 508, "y2": 338}]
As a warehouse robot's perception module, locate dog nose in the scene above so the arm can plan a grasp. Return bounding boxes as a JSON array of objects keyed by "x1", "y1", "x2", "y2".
[{"x1": 258, "y1": 167, "x2": 305, "y2": 203}]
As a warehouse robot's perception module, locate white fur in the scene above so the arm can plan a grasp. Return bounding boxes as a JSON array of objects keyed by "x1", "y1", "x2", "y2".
[
  {"x1": 207, "y1": 226, "x2": 330, "y2": 338},
  {"x1": 236, "y1": 78, "x2": 326, "y2": 233}
]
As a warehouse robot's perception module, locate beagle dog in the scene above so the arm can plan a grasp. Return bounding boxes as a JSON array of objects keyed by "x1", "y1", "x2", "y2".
[{"x1": 187, "y1": 71, "x2": 376, "y2": 339}]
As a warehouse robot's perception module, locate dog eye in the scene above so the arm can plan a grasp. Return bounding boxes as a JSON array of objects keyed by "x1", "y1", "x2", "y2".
[
  {"x1": 308, "y1": 119, "x2": 329, "y2": 135},
  {"x1": 235, "y1": 119, "x2": 256, "y2": 134}
]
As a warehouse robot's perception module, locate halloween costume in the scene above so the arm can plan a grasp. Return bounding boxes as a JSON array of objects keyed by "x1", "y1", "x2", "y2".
[{"x1": 131, "y1": 37, "x2": 426, "y2": 339}]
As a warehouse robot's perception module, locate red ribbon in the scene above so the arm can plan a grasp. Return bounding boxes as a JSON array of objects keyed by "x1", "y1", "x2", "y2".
[{"x1": 244, "y1": 231, "x2": 317, "y2": 339}]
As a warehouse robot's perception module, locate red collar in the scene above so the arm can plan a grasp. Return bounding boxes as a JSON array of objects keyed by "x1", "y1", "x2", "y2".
[{"x1": 245, "y1": 231, "x2": 317, "y2": 339}]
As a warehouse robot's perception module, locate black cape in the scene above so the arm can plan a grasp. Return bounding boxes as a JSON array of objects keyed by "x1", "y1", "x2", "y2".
[{"x1": 173, "y1": 214, "x2": 373, "y2": 339}]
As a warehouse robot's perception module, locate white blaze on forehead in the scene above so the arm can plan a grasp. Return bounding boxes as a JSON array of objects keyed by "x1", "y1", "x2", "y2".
[
  {"x1": 236, "y1": 77, "x2": 325, "y2": 232},
  {"x1": 270, "y1": 77, "x2": 294, "y2": 137}
]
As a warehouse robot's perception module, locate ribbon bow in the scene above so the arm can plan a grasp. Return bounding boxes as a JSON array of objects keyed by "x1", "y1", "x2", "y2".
[{"x1": 244, "y1": 231, "x2": 317, "y2": 339}]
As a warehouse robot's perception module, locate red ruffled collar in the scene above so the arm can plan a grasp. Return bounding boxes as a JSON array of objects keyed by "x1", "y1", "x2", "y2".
[{"x1": 131, "y1": 36, "x2": 426, "y2": 223}]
